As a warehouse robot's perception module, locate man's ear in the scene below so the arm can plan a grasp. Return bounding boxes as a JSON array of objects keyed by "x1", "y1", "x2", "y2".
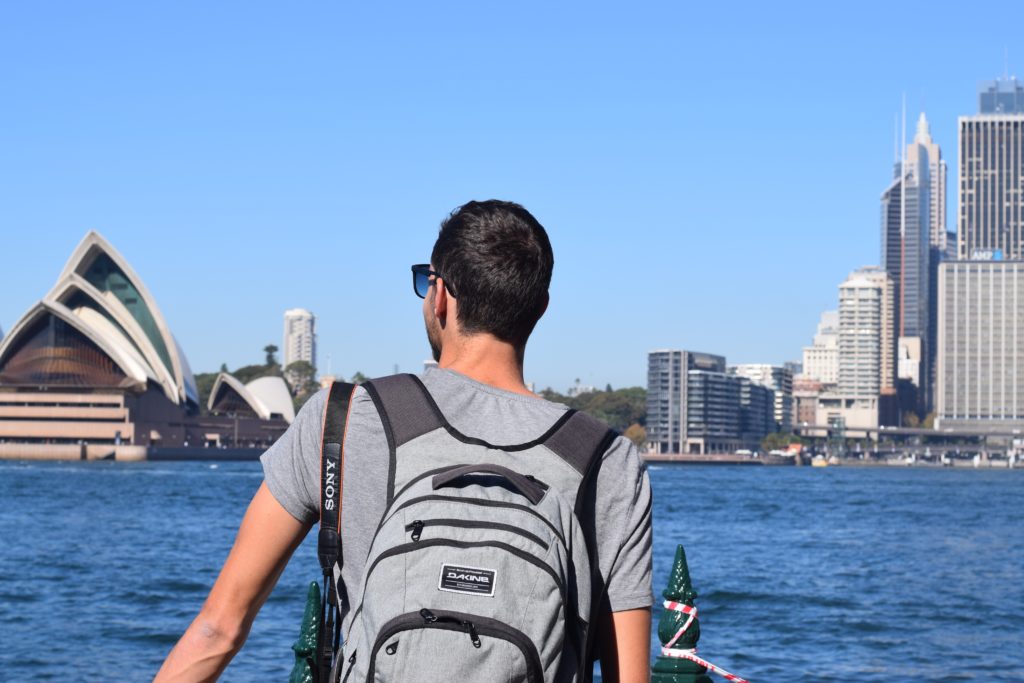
[
  {"x1": 433, "y1": 280, "x2": 448, "y2": 321},
  {"x1": 538, "y1": 292, "x2": 549, "y2": 319}
]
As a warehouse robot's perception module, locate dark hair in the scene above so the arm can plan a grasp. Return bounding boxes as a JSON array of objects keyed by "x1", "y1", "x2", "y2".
[{"x1": 431, "y1": 200, "x2": 554, "y2": 345}]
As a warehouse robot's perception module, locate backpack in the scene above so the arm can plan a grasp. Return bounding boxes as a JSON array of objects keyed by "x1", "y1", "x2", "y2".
[{"x1": 317, "y1": 374, "x2": 616, "y2": 683}]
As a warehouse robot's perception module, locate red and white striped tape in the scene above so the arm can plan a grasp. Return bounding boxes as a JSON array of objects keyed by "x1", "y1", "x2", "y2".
[{"x1": 660, "y1": 600, "x2": 749, "y2": 683}]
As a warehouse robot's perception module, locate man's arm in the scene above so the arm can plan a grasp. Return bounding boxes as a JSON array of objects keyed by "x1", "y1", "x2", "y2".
[
  {"x1": 598, "y1": 607, "x2": 652, "y2": 683},
  {"x1": 155, "y1": 482, "x2": 312, "y2": 682}
]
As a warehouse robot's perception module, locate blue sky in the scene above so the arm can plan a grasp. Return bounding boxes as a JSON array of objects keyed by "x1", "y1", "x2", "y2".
[{"x1": 1, "y1": 1, "x2": 1022, "y2": 391}]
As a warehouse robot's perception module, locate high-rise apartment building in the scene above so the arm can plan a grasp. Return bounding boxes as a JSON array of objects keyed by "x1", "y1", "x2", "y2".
[
  {"x1": 647, "y1": 350, "x2": 773, "y2": 454},
  {"x1": 647, "y1": 350, "x2": 684, "y2": 453},
  {"x1": 730, "y1": 364, "x2": 793, "y2": 432},
  {"x1": 959, "y1": 78, "x2": 1024, "y2": 260},
  {"x1": 814, "y1": 268, "x2": 895, "y2": 430},
  {"x1": 283, "y1": 308, "x2": 316, "y2": 370},
  {"x1": 801, "y1": 310, "x2": 839, "y2": 386},
  {"x1": 936, "y1": 259, "x2": 1024, "y2": 431},
  {"x1": 838, "y1": 267, "x2": 895, "y2": 396}
]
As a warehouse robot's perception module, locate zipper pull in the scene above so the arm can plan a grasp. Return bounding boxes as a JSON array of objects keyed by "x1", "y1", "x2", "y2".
[
  {"x1": 348, "y1": 651, "x2": 357, "y2": 665},
  {"x1": 410, "y1": 520, "x2": 424, "y2": 542},
  {"x1": 464, "y1": 620, "x2": 481, "y2": 648},
  {"x1": 420, "y1": 608, "x2": 438, "y2": 623}
]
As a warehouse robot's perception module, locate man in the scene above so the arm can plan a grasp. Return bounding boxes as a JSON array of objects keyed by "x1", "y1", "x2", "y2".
[{"x1": 156, "y1": 200, "x2": 653, "y2": 681}]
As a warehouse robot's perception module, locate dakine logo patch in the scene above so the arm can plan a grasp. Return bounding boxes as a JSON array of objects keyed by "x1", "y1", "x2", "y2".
[{"x1": 438, "y1": 564, "x2": 496, "y2": 597}]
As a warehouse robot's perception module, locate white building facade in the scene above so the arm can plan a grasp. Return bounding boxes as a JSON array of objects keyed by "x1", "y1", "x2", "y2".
[
  {"x1": 936, "y1": 260, "x2": 1024, "y2": 431},
  {"x1": 283, "y1": 308, "x2": 317, "y2": 370},
  {"x1": 730, "y1": 363, "x2": 793, "y2": 432},
  {"x1": 801, "y1": 310, "x2": 839, "y2": 386}
]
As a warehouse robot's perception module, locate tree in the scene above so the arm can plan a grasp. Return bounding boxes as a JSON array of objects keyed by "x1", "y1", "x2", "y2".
[
  {"x1": 351, "y1": 371, "x2": 369, "y2": 384},
  {"x1": 623, "y1": 423, "x2": 647, "y2": 448},
  {"x1": 264, "y1": 344, "x2": 279, "y2": 366},
  {"x1": 902, "y1": 411, "x2": 921, "y2": 428},
  {"x1": 761, "y1": 432, "x2": 802, "y2": 452},
  {"x1": 285, "y1": 361, "x2": 316, "y2": 395},
  {"x1": 219, "y1": 362, "x2": 228, "y2": 373}
]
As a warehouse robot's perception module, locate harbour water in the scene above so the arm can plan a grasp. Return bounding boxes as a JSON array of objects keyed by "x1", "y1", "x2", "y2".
[{"x1": 0, "y1": 460, "x2": 1021, "y2": 681}]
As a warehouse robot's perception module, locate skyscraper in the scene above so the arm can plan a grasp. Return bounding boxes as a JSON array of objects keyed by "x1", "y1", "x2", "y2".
[
  {"x1": 959, "y1": 77, "x2": 1024, "y2": 260},
  {"x1": 838, "y1": 267, "x2": 895, "y2": 396},
  {"x1": 936, "y1": 259, "x2": 1024, "y2": 432},
  {"x1": 814, "y1": 268, "x2": 895, "y2": 430},
  {"x1": 283, "y1": 308, "x2": 316, "y2": 371},
  {"x1": 881, "y1": 112, "x2": 946, "y2": 412}
]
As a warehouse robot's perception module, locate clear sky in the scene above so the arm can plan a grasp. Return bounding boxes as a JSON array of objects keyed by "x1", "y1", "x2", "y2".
[{"x1": 1, "y1": 2, "x2": 1022, "y2": 391}]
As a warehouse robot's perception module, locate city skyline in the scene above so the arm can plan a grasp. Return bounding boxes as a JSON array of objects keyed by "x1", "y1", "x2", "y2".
[{"x1": 3, "y1": 3, "x2": 1024, "y2": 390}]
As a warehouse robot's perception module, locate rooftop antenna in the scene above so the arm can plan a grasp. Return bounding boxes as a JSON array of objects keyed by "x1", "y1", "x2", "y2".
[
  {"x1": 893, "y1": 113, "x2": 898, "y2": 164},
  {"x1": 326, "y1": 353, "x2": 332, "y2": 376}
]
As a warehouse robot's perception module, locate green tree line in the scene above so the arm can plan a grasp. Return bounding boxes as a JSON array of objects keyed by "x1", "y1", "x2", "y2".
[{"x1": 539, "y1": 385, "x2": 647, "y2": 446}]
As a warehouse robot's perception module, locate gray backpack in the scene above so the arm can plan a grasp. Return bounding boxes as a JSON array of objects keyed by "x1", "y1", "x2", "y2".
[{"x1": 319, "y1": 374, "x2": 615, "y2": 683}]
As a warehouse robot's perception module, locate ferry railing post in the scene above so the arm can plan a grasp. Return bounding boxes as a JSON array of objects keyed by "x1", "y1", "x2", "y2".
[{"x1": 651, "y1": 544, "x2": 713, "y2": 683}]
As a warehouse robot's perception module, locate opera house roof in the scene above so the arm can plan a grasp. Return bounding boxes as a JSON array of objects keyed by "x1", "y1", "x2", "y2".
[
  {"x1": 207, "y1": 373, "x2": 296, "y2": 423},
  {"x1": 0, "y1": 231, "x2": 199, "y2": 410}
]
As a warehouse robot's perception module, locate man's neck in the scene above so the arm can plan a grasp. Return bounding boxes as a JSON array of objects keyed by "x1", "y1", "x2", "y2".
[{"x1": 437, "y1": 334, "x2": 534, "y2": 397}]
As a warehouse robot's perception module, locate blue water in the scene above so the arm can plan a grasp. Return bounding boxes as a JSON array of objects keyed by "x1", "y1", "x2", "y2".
[{"x1": 0, "y1": 461, "x2": 1022, "y2": 681}]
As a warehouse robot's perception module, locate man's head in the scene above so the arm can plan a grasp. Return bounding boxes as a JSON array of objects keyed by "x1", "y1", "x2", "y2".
[{"x1": 420, "y1": 200, "x2": 553, "y2": 361}]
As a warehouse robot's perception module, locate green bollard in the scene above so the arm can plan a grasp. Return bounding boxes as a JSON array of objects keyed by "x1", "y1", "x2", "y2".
[
  {"x1": 288, "y1": 581, "x2": 322, "y2": 683},
  {"x1": 651, "y1": 545, "x2": 713, "y2": 683}
]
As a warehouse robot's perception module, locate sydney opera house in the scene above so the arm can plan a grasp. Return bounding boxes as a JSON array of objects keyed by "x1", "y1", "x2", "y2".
[{"x1": 0, "y1": 232, "x2": 291, "y2": 457}]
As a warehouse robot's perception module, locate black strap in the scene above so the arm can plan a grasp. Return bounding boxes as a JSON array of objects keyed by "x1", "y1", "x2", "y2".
[
  {"x1": 544, "y1": 411, "x2": 617, "y2": 682},
  {"x1": 316, "y1": 381, "x2": 356, "y2": 683}
]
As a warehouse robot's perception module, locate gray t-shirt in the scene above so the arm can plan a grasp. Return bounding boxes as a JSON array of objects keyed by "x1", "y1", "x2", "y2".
[{"x1": 261, "y1": 367, "x2": 653, "y2": 617}]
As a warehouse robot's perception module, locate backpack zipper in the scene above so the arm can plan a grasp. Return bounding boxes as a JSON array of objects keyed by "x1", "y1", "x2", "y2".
[
  {"x1": 364, "y1": 609, "x2": 543, "y2": 683},
  {"x1": 404, "y1": 518, "x2": 549, "y2": 550},
  {"x1": 339, "y1": 650, "x2": 356, "y2": 683}
]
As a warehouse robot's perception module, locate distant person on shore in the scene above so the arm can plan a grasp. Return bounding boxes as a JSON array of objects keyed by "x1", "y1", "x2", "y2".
[{"x1": 155, "y1": 200, "x2": 653, "y2": 682}]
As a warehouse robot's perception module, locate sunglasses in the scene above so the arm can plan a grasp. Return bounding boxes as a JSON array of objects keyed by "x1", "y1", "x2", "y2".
[{"x1": 411, "y1": 264, "x2": 456, "y2": 299}]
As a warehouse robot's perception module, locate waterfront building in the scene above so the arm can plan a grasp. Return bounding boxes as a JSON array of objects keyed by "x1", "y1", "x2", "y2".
[
  {"x1": 647, "y1": 350, "x2": 689, "y2": 453},
  {"x1": 207, "y1": 373, "x2": 295, "y2": 423},
  {"x1": 684, "y1": 368, "x2": 743, "y2": 454},
  {"x1": 784, "y1": 360, "x2": 803, "y2": 377},
  {"x1": 283, "y1": 308, "x2": 317, "y2": 370},
  {"x1": 936, "y1": 259, "x2": 1024, "y2": 432},
  {"x1": 647, "y1": 350, "x2": 771, "y2": 454},
  {"x1": 0, "y1": 232, "x2": 288, "y2": 448},
  {"x1": 738, "y1": 378, "x2": 775, "y2": 447},
  {"x1": 792, "y1": 377, "x2": 823, "y2": 427},
  {"x1": 958, "y1": 77, "x2": 1024, "y2": 260},
  {"x1": 730, "y1": 363, "x2": 793, "y2": 432},
  {"x1": 801, "y1": 310, "x2": 839, "y2": 386}
]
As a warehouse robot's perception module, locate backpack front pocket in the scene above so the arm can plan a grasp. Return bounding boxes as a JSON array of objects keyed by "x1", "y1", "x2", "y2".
[{"x1": 366, "y1": 609, "x2": 542, "y2": 683}]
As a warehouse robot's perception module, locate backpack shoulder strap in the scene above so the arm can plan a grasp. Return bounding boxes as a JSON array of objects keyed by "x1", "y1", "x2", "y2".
[
  {"x1": 543, "y1": 411, "x2": 618, "y2": 682},
  {"x1": 361, "y1": 373, "x2": 445, "y2": 503},
  {"x1": 317, "y1": 380, "x2": 356, "y2": 683},
  {"x1": 542, "y1": 410, "x2": 617, "y2": 512}
]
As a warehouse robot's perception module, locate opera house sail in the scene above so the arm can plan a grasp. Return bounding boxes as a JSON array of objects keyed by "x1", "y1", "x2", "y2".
[{"x1": 0, "y1": 232, "x2": 288, "y2": 456}]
